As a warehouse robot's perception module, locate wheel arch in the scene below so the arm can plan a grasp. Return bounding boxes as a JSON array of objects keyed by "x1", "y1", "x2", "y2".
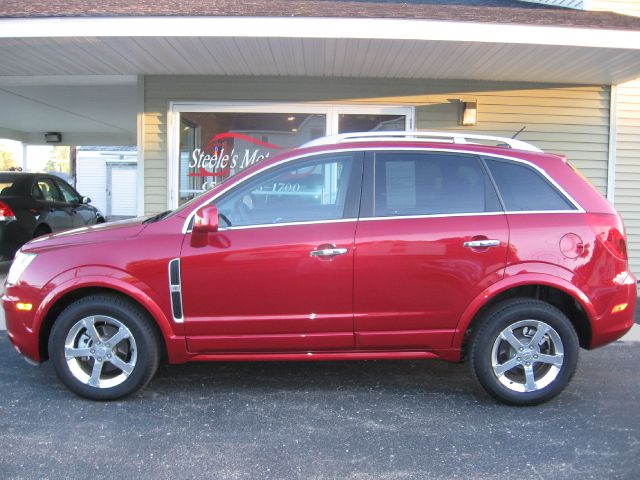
[
  {"x1": 34, "y1": 223, "x2": 52, "y2": 235},
  {"x1": 455, "y1": 275, "x2": 594, "y2": 357},
  {"x1": 36, "y1": 280, "x2": 175, "y2": 363}
]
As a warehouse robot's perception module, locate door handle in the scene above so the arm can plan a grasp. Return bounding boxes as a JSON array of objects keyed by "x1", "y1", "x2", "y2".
[
  {"x1": 310, "y1": 246, "x2": 348, "y2": 258},
  {"x1": 463, "y1": 239, "x2": 500, "y2": 248}
]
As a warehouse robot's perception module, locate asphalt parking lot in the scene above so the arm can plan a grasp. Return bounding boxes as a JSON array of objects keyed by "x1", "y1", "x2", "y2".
[
  {"x1": 1, "y1": 260, "x2": 639, "y2": 479},
  {"x1": 0, "y1": 336, "x2": 639, "y2": 480}
]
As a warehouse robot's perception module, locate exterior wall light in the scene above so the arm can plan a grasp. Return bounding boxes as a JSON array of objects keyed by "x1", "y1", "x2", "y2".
[
  {"x1": 461, "y1": 101, "x2": 478, "y2": 126},
  {"x1": 45, "y1": 132, "x2": 62, "y2": 143}
]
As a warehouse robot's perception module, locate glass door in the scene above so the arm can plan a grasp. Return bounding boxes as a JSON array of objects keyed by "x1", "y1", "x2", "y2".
[
  {"x1": 170, "y1": 103, "x2": 414, "y2": 208},
  {"x1": 176, "y1": 111, "x2": 326, "y2": 204}
]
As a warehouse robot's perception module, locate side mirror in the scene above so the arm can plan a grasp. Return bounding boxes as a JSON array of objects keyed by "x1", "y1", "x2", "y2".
[
  {"x1": 193, "y1": 205, "x2": 219, "y2": 234},
  {"x1": 82, "y1": 196, "x2": 91, "y2": 204}
]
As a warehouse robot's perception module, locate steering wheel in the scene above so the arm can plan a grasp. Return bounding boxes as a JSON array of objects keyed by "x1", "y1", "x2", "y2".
[
  {"x1": 235, "y1": 193, "x2": 255, "y2": 224},
  {"x1": 218, "y1": 212, "x2": 232, "y2": 227}
]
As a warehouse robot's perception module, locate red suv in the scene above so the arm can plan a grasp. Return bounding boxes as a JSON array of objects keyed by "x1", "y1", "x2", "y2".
[{"x1": 3, "y1": 132, "x2": 636, "y2": 405}]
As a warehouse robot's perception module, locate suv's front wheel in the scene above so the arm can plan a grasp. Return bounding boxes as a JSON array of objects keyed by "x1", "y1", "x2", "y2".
[
  {"x1": 470, "y1": 298, "x2": 579, "y2": 406},
  {"x1": 49, "y1": 294, "x2": 161, "y2": 400}
]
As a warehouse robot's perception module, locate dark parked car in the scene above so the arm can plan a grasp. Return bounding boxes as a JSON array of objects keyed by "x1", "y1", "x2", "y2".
[{"x1": 0, "y1": 172, "x2": 104, "y2": 260}]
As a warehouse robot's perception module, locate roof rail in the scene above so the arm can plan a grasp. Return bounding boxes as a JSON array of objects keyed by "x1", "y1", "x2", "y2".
[{"x1": 301, "y1": 131, "x2": 543, "y2": 153}]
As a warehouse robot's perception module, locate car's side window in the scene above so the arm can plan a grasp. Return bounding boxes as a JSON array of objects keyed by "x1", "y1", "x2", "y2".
[
  {"x1": 55, "y1": 180, "x2": 80, "y2": 204},
  {"x1": 484, "y1": 158, "x2": 576, "y2": 212},
  {"x1": 36, "y1": 178, "x2": 63, "y2": 202},
  {"x1": 215, "y1": 154, "x2": 356, "y2": 228},
  {"x1": 373, "y1": 152, "x2": 501, "y2": 217},
  {"x1": 31, "y1": 183, "x2": 44, "y2": 199}
]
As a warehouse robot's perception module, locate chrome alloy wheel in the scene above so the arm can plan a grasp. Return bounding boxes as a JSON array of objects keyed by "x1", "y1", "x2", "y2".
[
  {"x1": 491, "y1": 319, "x2": 564, "y2": 393},
  {"x1": 64, "y1": 315, "x2": 137, "y2": 389}
]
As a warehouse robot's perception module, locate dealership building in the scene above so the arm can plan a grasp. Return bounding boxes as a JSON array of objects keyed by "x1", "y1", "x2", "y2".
[{"x1": 1, "y1": 0, "x2": 640, "y2": 277}]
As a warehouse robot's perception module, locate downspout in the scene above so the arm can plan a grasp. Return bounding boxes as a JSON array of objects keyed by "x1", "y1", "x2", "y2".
[
  {"x1": 607, "y1": 84, "x2": 618, "y2": 204},
  {"x1": 136, "y1": 74, "x2": 145, "y2": 216}
]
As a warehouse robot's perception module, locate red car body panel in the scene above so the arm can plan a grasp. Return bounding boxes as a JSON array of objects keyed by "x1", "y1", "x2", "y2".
[
  {"x1": 181, "y1": 221, "x2": 357, "y2": 352},
  {"x1": 2, "y1": 141, "x2": 636, "y2": 367},
  {"x1": 353, "y1": 214, "x2": 509, "y2": 350}
]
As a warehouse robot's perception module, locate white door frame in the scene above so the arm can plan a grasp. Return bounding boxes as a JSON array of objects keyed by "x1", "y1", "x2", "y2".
[{"x1": 168, "y1": 101, "x2": 415, "y2": 209}]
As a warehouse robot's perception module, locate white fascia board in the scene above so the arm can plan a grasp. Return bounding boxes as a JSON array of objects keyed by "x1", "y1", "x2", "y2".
[
  {"x1": 1, "y1": 16, "x2": 640, "y2": 50},
  {"x1": 0, "y1": 75, "x2": 137, "y2": 86}
]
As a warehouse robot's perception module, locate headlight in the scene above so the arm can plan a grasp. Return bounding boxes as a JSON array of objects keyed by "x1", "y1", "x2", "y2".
[{"x1": 7, "y1": 252, "x2": 36, "y2": 286}]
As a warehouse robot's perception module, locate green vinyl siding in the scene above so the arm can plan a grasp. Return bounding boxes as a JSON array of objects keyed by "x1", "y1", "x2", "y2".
[
  {"x1": 615, "y1": 78, "x2": 640, "y2": 281},
  {"x1": 143, "y1": 75, "x2": 610, "y2": 214}
]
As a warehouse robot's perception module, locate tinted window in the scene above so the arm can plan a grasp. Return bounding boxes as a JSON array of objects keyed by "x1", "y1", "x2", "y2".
[
  {"x1": 35, "y1": 178, "x2": 63, "y2": 202},
  {"x1": 0, "y1": 182, "x2": 15, "y2": 195},
  {"x1": 373, "y1": 152, "x2": 500, "y2": 216},
  {"x1": 56, "y1": 180, "x2": 80, "y2": 203},
  {"x1": 484, "y1": 159, "x2": 575, "y2": 212},
  {"x1": 216, "y1": 154, "x2": 355, "y2": 227}
]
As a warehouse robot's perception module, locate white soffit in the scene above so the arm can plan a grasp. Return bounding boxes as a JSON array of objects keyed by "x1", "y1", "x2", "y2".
[{"x1": 1, "y1": 17, "x2": 640, "y2": 83}]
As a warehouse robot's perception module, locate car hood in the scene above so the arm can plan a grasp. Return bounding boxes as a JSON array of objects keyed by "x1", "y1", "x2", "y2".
[{"x1": 21, "y1": 217, "x2": 148, "y2": 253}]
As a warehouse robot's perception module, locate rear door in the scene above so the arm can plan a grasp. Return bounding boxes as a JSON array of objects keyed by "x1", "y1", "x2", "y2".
[{"x1": 354, "y1": 150, "x2": 509, "y2": 351}]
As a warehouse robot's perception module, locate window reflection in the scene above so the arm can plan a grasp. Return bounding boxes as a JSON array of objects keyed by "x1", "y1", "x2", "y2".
[{"x1": 178, "y1": 112, "x2": 326, "y2": 204}]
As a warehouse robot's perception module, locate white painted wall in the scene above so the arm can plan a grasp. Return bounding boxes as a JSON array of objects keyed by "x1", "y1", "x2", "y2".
[{"x1": 76, "y1": 150, "x2": 137, "y2": 218}]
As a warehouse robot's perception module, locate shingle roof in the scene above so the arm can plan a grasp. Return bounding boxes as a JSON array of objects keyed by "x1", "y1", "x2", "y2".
[{"x1": 2, "y1": 0, "x2": 640, "y2": 30}]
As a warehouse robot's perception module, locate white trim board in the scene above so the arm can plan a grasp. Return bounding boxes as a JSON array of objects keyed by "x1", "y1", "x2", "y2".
[{"x1": 1, "y1": 17, "x2": 640, "y2": 50}]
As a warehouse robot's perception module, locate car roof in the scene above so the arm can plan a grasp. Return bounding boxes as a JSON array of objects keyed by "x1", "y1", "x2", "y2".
[
  {"x1": 0, "y1": 172, "x2": 65, "y2": 195},
  {"x1": 301, "y1": 131, "x2": 543, "y2": 153}
]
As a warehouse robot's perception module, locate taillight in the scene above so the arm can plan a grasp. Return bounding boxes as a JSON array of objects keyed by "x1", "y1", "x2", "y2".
[
  {"x1": 587, "y1": 213, "x2": 628, "y2": 261},
  {"x1": 0, "y1": 200, "x2": 15, "y2": 221}
]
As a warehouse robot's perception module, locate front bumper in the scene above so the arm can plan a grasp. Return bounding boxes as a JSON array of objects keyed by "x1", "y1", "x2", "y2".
[{"x1": 2, "y1": 288, "x2": 42, "y2": 363}]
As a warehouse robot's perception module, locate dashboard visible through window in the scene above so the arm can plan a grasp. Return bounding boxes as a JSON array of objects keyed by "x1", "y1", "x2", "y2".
[{"x1": 215, "y1": 154, "x2": 356, "y2": 227}]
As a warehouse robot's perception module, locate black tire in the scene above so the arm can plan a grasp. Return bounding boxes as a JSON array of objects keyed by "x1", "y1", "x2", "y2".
[
  {"x1": 48, "y1": 294, "x2": 161, "y2": 400},
  {"x1": 33, "y1": 226, "x2": 50, "y2": 239},
  {"x1": 470, "y1": 298, "x2": 579, "y2": 406}
]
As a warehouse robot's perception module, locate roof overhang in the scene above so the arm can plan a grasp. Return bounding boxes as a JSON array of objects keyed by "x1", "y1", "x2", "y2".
[
  {"x1": 2, "y1": 15, "x2": 640, "y2": 147},
  {"x1": 1, "y1": 16, "x2": 640, "y2": 84}
]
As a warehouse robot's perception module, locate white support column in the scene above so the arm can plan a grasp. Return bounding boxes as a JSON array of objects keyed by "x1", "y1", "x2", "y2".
[
  {"x1": 136, "y1": 74, "x2": 145, "y2": 216},
  {"x1": 607, "y1": 84, "x2": 618, "y2": 204},
  {"x1": 21, "y1": 143, "x2": 28, "y2": 171}
]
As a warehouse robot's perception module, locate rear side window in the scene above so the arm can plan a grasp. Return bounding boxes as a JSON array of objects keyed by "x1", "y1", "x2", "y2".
[
  {"x1": 373, "y1": 152, "x2": 501, "y2": 216},
  {"x1": 484, "y1": 158, "x2": 575, "y2": 212}
]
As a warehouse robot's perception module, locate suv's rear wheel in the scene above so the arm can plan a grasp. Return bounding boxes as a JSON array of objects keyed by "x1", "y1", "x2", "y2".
[
  {"x1": 470, "y1": 298, "x2": 579, "y2": 406},
  {"x1": 49, "y1": 294, "x2": 160, "y2": 400}
]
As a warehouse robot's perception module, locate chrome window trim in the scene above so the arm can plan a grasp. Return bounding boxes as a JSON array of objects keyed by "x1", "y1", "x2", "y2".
[
  {"x1": 359, "y1": 210, "x2": 584, "y2": 223},
  {"x1": 181, "y1": 147, "x2": 584, "y2": 233},
  {"x1": 216, "y1": 217, "x2": 357, "y2": 232},
  {"x1": 359, "y1": 212, "x2": 504, "y2": 222}
]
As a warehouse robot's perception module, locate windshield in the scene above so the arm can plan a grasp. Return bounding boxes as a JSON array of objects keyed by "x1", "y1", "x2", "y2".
[{"x1": 163, "y1": 189, "x2": 209, "y2": 219}]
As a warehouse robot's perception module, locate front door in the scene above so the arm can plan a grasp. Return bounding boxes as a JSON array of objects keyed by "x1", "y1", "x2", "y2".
[
  {"x1": 354, "y1": 150, "x2": 509, "y2": 351},
  {"x1": 33, "y1": 177, "x2": 74, "y2": 230},
  {"x1": 180, "y1": 152, "x2": 363, "y2": 353}
]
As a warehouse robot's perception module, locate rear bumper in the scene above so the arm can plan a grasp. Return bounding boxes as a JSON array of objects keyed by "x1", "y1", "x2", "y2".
[{"x1": 589, "y1": 271, "x2": 637, "y2": 349}]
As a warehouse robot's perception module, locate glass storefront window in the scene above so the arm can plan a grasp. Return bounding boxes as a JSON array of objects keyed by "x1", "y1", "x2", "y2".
[
  {"x1": 338, "y1": 114, "x2": 407, "y2": 134},
  {"x1": 178, "y1": 112, "x2": 326, "y2": 204}
]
